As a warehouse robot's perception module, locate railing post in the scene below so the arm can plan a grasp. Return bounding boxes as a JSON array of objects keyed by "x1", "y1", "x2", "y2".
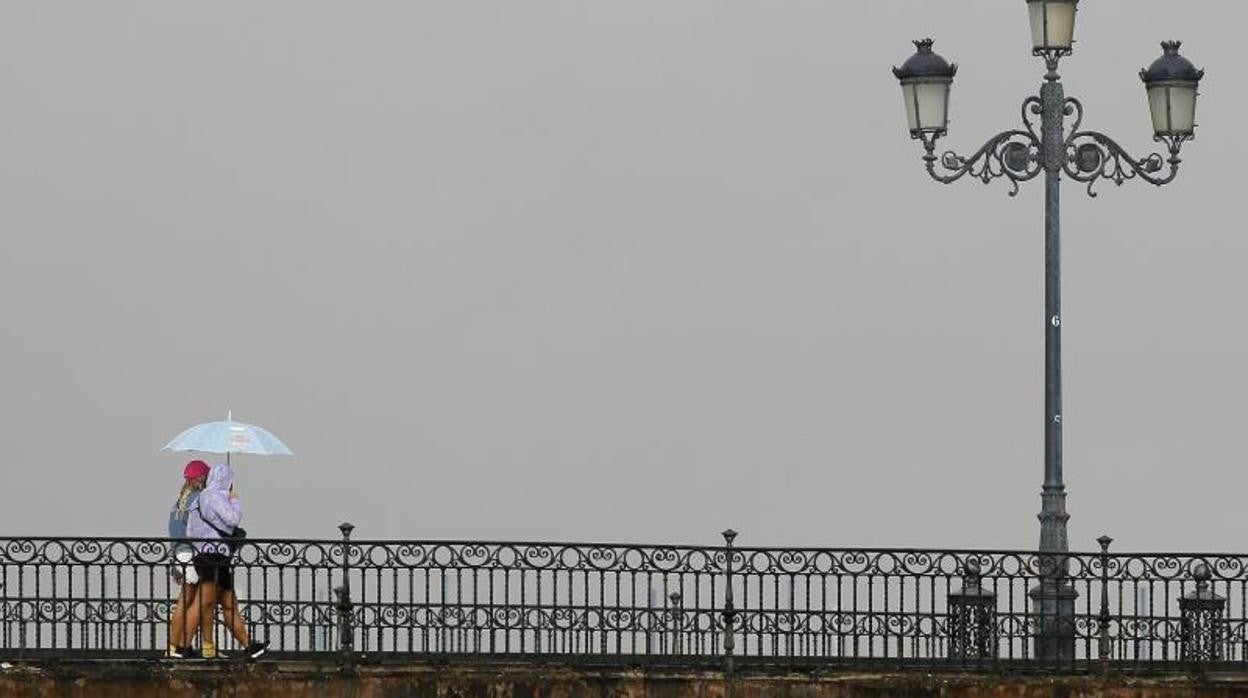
[
  {"x1": 669, "y1": 591, "x2": 683, "y2": 656},
  {"x1": 1096, "y1": 535, "x2": 1113, "y2": 670},
  {"x1": 335, "y1": 522, "x2": 356, "y2": 671},
  {"x1": 947, "y1": 558, "x2": 997, "y2": 662},
  {"x1": 721, "y1": 529, "x2": 738, "y2": 685},
  {"x1": 1180, "y1": 562, "x2": 1225, "y2": 666}
]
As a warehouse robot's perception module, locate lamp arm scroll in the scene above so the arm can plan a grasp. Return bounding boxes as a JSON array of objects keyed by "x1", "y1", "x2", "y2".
[
  {"x1": 1061, "y1": 98, "x2": 1190, "y2": 196},
  {"x1": 922, "y1": 129, "x2": 1043, "y2": 196},
  {"x1": 918, "y1": 95, "x2": 1044, "y2": 197}
]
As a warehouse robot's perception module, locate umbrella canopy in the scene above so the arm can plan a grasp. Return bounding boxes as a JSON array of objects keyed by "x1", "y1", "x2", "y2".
[{"x1": 163, "y1": 413, "x2": 294, "y2": 456}]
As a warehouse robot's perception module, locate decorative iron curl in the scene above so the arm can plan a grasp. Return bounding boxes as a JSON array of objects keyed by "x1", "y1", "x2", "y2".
[
  {"x1": 1062, "y1": 98, "x2": 1190, "y2": 196},
  {"x1": 924, "y1": 129, "x2": 1043, "y2": 196},
  {"x1": 1023, "y1": 95, "x2": 1044, "y2": 143},
  {"x1": 1063, "y1": 132, "x2": 1181, "y2": 196},
  {"x1": 1060, "y1": 96, "x2": 1084, "y2": 139},
  {"x1": 912, "y1": 95, "x2": 1046, "y2": 196}
]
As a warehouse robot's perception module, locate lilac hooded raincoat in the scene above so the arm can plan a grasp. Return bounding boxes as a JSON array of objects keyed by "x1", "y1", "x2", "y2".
[{"x1": 187, "y1": 463, "x2": 242, "y2": 556}]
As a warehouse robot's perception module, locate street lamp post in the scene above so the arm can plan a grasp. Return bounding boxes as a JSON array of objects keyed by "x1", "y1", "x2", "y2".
[{"x1": 893, "y1": 0, "x2": 1204, "y2": 661}]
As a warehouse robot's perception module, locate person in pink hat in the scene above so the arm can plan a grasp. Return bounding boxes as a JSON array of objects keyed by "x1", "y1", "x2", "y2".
[{"x1": 165, "y1": 459, "x2": 209, "y2": 658}]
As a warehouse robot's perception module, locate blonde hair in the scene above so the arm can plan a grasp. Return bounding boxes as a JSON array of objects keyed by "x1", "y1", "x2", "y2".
[{"x1": 174, "y1": 477, "x2": 205, "y2": 519}]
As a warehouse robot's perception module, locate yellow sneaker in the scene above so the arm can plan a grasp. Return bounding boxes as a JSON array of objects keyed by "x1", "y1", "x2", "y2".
[{"x1": 200, "y1": 642, "x2": 217, "y2": 659}]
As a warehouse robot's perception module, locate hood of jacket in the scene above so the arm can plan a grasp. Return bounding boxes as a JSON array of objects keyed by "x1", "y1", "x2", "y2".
[{"x1": 205, "y1": 462, "x2": 234, "y2": 495}]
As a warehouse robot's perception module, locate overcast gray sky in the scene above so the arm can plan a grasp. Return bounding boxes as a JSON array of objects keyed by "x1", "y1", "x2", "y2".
[{"x1": 1, "y1": 1, "x2": 1242, "y2": 552}]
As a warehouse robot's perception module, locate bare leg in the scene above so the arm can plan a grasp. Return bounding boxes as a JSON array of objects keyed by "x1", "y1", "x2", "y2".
[
  {"x1": 182, "y1": 583, "x2": 201, "y2": 647},
  {"x1": 219, "y1": 590, "x2": 251, "y2": 646},
  {"x1": 169, "y1": 586, "x2": 186, "y2": 650},
  {"x1": 169, "y1": 582, "x2": 199, "y2": 649},
  {"x1": 198, "y1": 581, "x2": 219, "y2": 655}
]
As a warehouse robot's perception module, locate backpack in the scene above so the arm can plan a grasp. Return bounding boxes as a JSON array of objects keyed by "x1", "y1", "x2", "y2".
[
  {"x1": 168, "y1": 507, "x2": 188, "y2": 540},
  {"x1": 168, "y1": 493, "x2": 198, "y2": 555}
]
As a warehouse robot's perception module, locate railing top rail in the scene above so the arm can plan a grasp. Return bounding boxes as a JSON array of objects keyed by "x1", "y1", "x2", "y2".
[{"x1": 4, "y1": 536, "x2": 1248, "y2": 559}]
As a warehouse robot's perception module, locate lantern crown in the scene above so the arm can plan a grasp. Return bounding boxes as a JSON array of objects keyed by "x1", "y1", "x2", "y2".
[
  {"x1": 1140, "y1": 41, "x2": 1204, "y2": 84},
  {"x1": 893, "y1": 39, "x2": 958, "y2": 82}
]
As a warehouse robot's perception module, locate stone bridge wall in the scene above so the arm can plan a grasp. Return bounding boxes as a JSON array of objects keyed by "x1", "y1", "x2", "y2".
[{"x1": 4, "y1": 661, "x2": 1248, "y2": 697}]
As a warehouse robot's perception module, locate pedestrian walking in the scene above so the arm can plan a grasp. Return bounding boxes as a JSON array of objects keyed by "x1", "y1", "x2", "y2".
[
  {"x1": 186, "y1": 462, "x2": 268, "y2": 659},
  {"x1": 165, "y1": 459, "x2": 208, "y2": 658}
]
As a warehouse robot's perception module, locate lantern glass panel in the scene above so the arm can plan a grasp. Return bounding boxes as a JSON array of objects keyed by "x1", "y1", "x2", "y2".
[
  {"x1": 901, "y1": 83, "x2": 919, "y2": 131},
  {"x1": 1029, "y1": 1, "x2": 1077, "y2": 51},
  {"x1": 901, "y1": 81, "x2": 950, "y2": 133},
  {"x1": 1148, "y1": 83, "x2": 1197, "y2": 136}
]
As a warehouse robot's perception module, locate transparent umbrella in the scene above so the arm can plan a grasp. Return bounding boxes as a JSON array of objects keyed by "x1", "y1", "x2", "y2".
[{"x1": 162, "y1": 411, "x2": 294, "y2": 464}]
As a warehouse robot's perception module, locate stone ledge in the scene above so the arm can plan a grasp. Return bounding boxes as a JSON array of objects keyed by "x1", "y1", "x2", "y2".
[{"x1": 4, "y1": 659, "x2": 1248, "y2": 698}]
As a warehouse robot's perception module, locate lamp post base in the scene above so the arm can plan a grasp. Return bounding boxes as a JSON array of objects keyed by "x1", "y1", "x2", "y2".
[{"x1": 1029, "y1": 578, "x2": 1078, "y2": 661}]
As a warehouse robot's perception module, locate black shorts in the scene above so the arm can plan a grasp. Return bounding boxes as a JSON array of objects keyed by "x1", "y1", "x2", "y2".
[{"x1": 192, "y1": 552, "x2": 234, "y2": 591}]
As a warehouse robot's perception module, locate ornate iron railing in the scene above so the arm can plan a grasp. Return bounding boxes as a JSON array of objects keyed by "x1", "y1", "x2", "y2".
[{"x1": 1, "y1": 528, "x2": 1244, "y2": 672}]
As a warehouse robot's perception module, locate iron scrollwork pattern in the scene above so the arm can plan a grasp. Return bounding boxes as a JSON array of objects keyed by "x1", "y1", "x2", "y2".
[
  {"x1": 1061, "y1": 97, "x2": 1190, "y2": 196},
  {"x1": 3, "y1": 535, "x2": 1248, "y2": 670},
  {"x1": 919, "y1": 96, "x2": 1044, "y2": 196},
  {"x1": 920, "y1": 94, "x2": 1192, "y2": 199}
]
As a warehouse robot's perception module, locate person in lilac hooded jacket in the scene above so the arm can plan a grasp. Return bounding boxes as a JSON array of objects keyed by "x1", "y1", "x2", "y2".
[{"x1": 186, "y1": 462, "x2": 267, "y2": 659}]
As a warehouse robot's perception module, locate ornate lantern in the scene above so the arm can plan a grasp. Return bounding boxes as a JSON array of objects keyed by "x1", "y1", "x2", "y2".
[
  {"x1": 893, "y1": 39, "x2": 957, "y2": 138},
  {"x1": 1141, "y1": 41, "x2": 1204, "y2": 139}
]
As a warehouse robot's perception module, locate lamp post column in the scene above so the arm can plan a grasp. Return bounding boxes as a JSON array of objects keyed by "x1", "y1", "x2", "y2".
[
  {"x1": 1039, "y1": 72, "x2": 1068, "y2": 559},
  {"x1": 1030, "y1": 68, "x2": 1077, "y2": 662}
]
